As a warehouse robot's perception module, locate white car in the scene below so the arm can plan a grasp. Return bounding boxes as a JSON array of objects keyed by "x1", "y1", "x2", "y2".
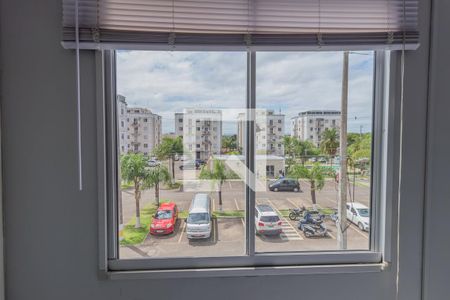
[
  {"x1": 346, "y1": 202, "x2": 370, "y2": 231},
  {"x1": 148, "y1": 159, "x2": 160, "y2": 167},
  {"x1": 255, "y1": 204, "x2": 282, "y2": 235}
]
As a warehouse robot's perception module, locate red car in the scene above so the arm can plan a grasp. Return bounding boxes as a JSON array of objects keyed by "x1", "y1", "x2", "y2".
[{"x1": 150, "y1": 202, "x2": 178, "y2": 235}]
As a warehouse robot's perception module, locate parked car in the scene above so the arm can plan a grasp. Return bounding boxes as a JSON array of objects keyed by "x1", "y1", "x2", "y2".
[
  {"x1": 268, "y1": 178, "x2": 300, "y2": 192},
  {"x1": 195, "y1": 159, "x2": 206, "y2": 166},
  {"x1": 150, "y1": 202, "x2": 178, "y2": 235},
  {"x1": 148, "y1": 159, "x2": 161, "y2": 167},
  {"x1": 346, "y1": 202, "x2": 370, "y2": 231},
  {"x1": 186, "y1": 193, "x2": 212, "y2": 239},
  {"x1": 318, "y1": 157, "x2": 327, "y2": 163},
  {"x1": 255, "y1": 204, "x2": 282, "y2": 235},
  {"x1": 179, "y1": 160, "x2": 199, "y2": 170}
]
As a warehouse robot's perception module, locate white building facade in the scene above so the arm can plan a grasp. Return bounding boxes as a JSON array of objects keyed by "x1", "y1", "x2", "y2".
[
  {"x1": 175, "y1": 109, "x2": 222, "y2": 160},
  {"x1": 117, "y1": 95, "x2": 162, "y2": 156},
  {"x1": 291, "y1": 110, "x2": 341, "y2": 147},
  {"x1": 237, "y1": 110, "x2": 285, "y2": 156}
]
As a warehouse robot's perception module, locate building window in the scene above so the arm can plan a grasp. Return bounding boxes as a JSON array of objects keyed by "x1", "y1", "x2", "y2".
[
  {"x1": 144, "y1": 118, "x2": 148, "y2": 122},
  {"x1": 144, "y1": 144, "x2": 148, "y2": 148}
]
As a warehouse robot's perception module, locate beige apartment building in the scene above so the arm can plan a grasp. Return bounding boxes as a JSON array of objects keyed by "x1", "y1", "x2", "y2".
[
  {"x1": 175, "y1": 109, "x2": 222, "y2": 160},
  {"x1": 117, "y1": 95, "x2": 162, "y2": 156},
  {"x1": 237, "y1": 110, "x2": 285, "y2": 156},
  {"x1": 291, "y1": 110, "x2": 341, "y2": 147}
]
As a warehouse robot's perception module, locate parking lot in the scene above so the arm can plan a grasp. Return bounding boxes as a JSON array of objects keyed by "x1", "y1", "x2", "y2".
[{"x1": 120, "y1": 174, "x2": 371, "y2": 259}]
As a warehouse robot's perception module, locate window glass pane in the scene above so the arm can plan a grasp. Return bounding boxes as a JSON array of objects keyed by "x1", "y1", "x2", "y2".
[
  {"x1": 116, "y1": 51, "x2": 247, "y2": 258},
  {"x1": 255, "y1": 51, "x2": 374, "y2": 252}
]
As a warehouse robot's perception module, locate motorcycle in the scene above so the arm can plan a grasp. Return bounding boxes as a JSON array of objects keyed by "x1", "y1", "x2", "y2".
[
  {"x1": 288, "y1": 206, "x2": 306, "y2": 221},
  {"x1": 298, "y1": 211, "x2": 328, "y2": 238}
]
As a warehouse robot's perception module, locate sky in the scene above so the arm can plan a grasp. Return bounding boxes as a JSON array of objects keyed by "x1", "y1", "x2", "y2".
[{"x1": 116, "y1": 50, "x2": 374, "y2": 135}]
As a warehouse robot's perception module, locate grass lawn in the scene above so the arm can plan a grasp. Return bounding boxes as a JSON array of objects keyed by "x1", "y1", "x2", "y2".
[
  {"x1": 120, "y1": 204, "x2": 156, "y2": 246},
  {"x1": 120, "y1": 199, "x2": 175, "y2": 246}
]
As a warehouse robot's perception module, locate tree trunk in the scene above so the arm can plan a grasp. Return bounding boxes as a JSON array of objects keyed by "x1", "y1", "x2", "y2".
[
  {"x1": 134, "y1": 180, "x2": 141, "y2": 228},
  {"x1": 310, "y1": 180, "x2": 317, "y2": 210},
  {"x1": 218, "y1": 183, "x2": 223, "y2": 211},
  {"x1": 171, "y1": 155, "x2": 175, "y2": 182},
  {"x1": 155, "y1": 183, "x2": 160, "y2": 207}
]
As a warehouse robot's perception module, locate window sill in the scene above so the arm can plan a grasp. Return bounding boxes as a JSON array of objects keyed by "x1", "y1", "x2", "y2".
[{"x1": 105, "y1": 262, "x2": 389, "y2": 280}]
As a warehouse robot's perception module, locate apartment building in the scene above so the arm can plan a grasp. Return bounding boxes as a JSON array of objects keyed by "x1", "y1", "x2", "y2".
[
  {"x1": 291, "y1": 110, "x2": 341, "y2": 147},
  {"x1": 237, "y1": 110, "x2": 285, "y2": 156},
  {"x1": 117, "y1": 95, "x2": 129, "y2": 154},
  {"x1": 175, "y1": 109, "x2": 222, "y2": 160},
  {"x1": 117, "y1": 95, "x2": 162, "y2": 156}
]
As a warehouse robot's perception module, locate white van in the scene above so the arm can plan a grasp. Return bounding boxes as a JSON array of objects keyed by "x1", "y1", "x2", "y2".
[{"x1": 186, "y1": 193, "x2": 212, "y2": 239}]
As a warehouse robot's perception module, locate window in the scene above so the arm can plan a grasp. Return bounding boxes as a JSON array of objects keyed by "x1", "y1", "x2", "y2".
[
  {"x1": 75, "y1": 10, "x2": 411, "y2": 271},
  {"x1": 143, "y1": 144, "x2": 148, "y2": 148}
]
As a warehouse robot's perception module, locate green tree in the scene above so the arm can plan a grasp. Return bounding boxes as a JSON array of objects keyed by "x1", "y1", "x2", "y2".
[
  {"x1": 288, "y1": 163, "x2": 334, "y2": 209},
  {"x1": 144, "y1": 165, "x2": 171, "y2": 207},
  {"x1": 153, "y1": 136, "x2": 183, "y2": 182},
  {"x1": 320, "y1": 128, "x2": 339, "y2": 165},
  {"x1": 222, "y1": 135, "x2": 238, "y2": 154},
  {"x1": 284, "y1": 136, "x2": 319, "y2": 168},
  {"x1": 199, "y1": 159, "x2": 231, "y2": 211},
  {"x1": 120, "y1": 153, "x2": 150, "y2": 228},
  {"x1": 348, "y1": 133, "x2": 372, "y2": 174}
]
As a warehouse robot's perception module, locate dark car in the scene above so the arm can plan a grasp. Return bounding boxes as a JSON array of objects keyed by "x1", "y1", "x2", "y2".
[
  {"x1": 179, "y1": 160, "x2": 200, "y2": 170},
  {"x1": 195, "y1": 159, "x2": 206, "y2": 166},
  {"x1": 268, "y1": 178, "x2": 300, "y2": 192}
]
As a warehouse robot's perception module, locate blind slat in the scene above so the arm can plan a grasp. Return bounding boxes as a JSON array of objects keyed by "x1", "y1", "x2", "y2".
[{"x1": 62, "y1": 0, "x2": 419, "y2": 50}]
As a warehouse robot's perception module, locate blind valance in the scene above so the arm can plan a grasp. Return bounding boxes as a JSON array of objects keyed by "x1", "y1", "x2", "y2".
[{"x1": 62, "y1": 0, "x2": 419, "y2": 50}]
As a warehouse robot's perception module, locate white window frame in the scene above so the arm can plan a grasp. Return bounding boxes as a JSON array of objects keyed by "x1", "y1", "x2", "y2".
[{"x1": 96, "y1": 50, "x2": 399, "y2": 278}]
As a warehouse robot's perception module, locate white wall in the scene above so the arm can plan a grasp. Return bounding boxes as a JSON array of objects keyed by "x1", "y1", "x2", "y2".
[{"x1": 0, "y1": 0, "x2": 445, "y2": 299}]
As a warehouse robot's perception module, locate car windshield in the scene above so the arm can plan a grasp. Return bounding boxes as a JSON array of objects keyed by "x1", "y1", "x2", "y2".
[
  {"x1": 357, "y1": 208, "x2": 370, "y2": 217},
  {"x1": 155, "y1": 210, "x2": 173, "y2": 219},
  {"x1": 260, "y1": 216, "x2": 280, "y2": 223},
  {"x1": 187, "y1": 213, "x2": 209, "y2": 224}
]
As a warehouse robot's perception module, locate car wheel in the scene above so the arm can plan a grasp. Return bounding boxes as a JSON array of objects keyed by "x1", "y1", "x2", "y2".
[
  {"x1": 358, "y1": 222, "x2": 365, "y2": 231},
  {"x1": 180, "y1": 166, "x2": 184, "y2": 170},
  {"x1": 274, "y1": 187, "x2": 279, "y2": 192},
  {"x1": 293, "y1": 187, "x2": 299, "y2": 192}
]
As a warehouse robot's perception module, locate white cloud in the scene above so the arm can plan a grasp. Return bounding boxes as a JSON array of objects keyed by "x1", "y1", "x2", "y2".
[{"x1": 117, "y1": 50, "x2": 374, "y2": 134}]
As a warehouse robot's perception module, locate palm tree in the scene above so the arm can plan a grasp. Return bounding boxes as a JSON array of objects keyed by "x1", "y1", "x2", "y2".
[
  {"x1": 153, "y1": 136, "x2": 183, "y2": 182},
  {"x1": 320, "y1": 128, "x2": 339, "y2": 165},
  {"x1": 283, "y1": 136, "x2": 300, "y2": 171},
  {"x1": 144, "y1": 165, "x2": 171, "y2": 207},
  {"x1": 222, "y1": 135, "x2": 237, "y2": 154},
  {"x1": 120, "y1": 153, "x2": 150, "y2": 228},
  {"x1": 199, "y1": 159, "x2": 229, "y2": 211},
  {"x1": 288, "y1": 163, "x2": 333, "y2": 210}
]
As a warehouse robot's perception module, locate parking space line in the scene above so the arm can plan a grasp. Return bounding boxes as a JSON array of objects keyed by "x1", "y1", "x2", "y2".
[
  {"x1": 327, "y1": 230, "x2": 336, "y2": 239},
  {"x1": 234, "y1": 198, "x2": 239, "y2": 210},
  {"x1": 349, "y1": 224, "x2": 369, "y2": 239},
  {"x1": 178, "y1": 221, "x2": 186, "y2": 243},
  {"x1": 286, "y1": 198, "x2": 300, "y2": 208},
  {"x1": 267, "y1": 200, "x2": 303, "y2": 241}
]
